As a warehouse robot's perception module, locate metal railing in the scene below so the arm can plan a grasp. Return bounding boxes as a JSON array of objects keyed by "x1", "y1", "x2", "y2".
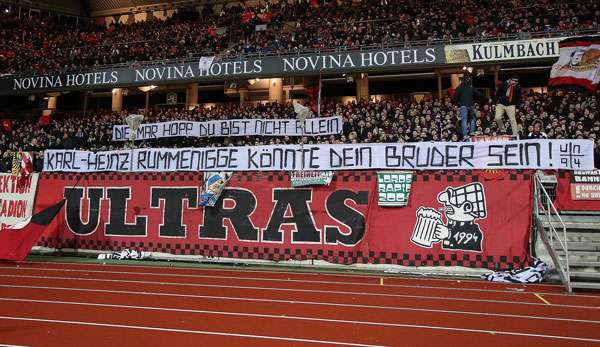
[{"x1": 533, "y1": 172, "x2": 571, "y2": 292}]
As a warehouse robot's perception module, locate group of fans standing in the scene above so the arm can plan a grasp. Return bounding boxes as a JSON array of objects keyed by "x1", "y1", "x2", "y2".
[
  {"x1": 1, "y1": 85, "x2": 599, "y2": 171},
  {"x1": 0, "y1": 1, "x2": 599, "y2": 170}
]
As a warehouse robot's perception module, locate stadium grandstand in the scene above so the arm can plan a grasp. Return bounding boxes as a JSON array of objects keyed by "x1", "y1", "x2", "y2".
[{"x1": 0, "y1": 0, "x2": 599, "y2": 345}]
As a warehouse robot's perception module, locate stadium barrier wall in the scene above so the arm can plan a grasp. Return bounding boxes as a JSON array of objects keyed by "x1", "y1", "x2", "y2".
[{"x1": 35, "y1": 170, "x2": 533, "y2": 269}]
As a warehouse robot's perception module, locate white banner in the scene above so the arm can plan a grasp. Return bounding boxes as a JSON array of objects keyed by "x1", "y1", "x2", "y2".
[
  {"x1": 112, "y1": 116, "x2": 343, "y2": 141},
  {"x1": 43, "y1": 140, "x2": 594, "y2": 172},
  {"x1": 198, "y1": 56, "x2": 215, "y2": 71},
  {"x1": 0, "y1": 173, "x2": 39, "y2": 229},
  {"x1": 445, "y1": 38, "x2": 563, "y2": 63}
]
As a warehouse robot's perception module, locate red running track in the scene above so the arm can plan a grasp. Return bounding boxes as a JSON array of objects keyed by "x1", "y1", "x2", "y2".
[{"x1": 0, "y1": 260, "x2": 598, "y2": 346}]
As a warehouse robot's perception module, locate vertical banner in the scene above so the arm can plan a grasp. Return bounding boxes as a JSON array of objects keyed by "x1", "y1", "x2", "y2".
[
  {"x1": 33, "y1": 170, "x2": 533, "y2": 269},
  {"x1": 0, "y1": 173, "x2": 39, "y2": 229},
  {"x1": 199, "y1": 172, "x2": 233, "y2": 207},
  {"x1": 377, "y1": 171, "x2": 413, "y2": 206}
]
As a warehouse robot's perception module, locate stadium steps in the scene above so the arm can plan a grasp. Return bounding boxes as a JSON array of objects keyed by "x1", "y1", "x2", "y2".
[
  {"x1": 538, "y1": 213, "x2": 600, "y2": 291},
  {"x1": 569, "y1": 281, "x2": 600, "y2": 290},
  {"x1": 568, "y1": 260, "x2": 600, "y2": 267}
]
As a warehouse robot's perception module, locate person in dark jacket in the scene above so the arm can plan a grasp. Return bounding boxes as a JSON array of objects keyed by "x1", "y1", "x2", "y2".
[
  {"x1": 0, "y1": 151, "x2": 12, "y2": 173},
  {"x1": 453, "y1": 76, "x2": 486, "y2": 139},
  {"x1": 525, "y1": 120, "x2": 548, "y2": 139},
  {"x1": 494, "y1": 75, "x2": 522, "y2": 136}
]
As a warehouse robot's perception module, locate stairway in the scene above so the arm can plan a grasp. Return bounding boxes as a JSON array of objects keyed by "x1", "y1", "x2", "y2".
[
  {"x1": 534, "y1": 172, "x2": 600, "y2": 292},
  {"x1": 540, "y1": 212, "x2": 600, "y2": 290}
]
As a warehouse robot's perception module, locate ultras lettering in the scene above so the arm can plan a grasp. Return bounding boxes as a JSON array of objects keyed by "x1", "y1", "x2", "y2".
[{"x1": 60, "y1": 186, "x2": 367, "y2": 246}]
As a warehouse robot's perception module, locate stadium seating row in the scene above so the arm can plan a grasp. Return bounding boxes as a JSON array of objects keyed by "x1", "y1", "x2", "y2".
[{"x1": 1, "y1": 0, "x2": 598, "y2": 75}]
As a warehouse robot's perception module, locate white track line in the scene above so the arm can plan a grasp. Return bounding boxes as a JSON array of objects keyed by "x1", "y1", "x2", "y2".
[
  {"x1": 1, "y1": 273, "x2": 598, "y2": 310},
  {"x1": 0, "y1": 316, "x2": 385, "y2": 347},
  {"x1": 0, "y1": 265, "x2": 583, "y2": 298},
  {"x1": 0, "y1": 300, "x2": 598, "y2": 344},
  {"x1": 21, "y1": 260, "x2": 569, "y2": 290},
  {"x1": 0, "y1": 284, "x2": 597, "y2": 324}
]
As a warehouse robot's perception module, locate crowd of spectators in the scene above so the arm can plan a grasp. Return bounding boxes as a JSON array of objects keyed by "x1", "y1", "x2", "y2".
[
  {"x1": 232, "y1": 0, "x2": 599, "y2": 55},
  {"x1": 0, "y1": 9, "x2": 230, "y2": 75},
  {"x1": 1, "y1": 0, "x2": 598, "y2": 75},
  {"x1": 0, "y1": 88, "x2": 598, "y2": 171}
]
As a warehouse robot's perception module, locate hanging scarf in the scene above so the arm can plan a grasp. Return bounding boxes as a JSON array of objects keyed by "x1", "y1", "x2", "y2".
[{"x1": 506, "y1": 81, "x2": 516, "y2": 103}]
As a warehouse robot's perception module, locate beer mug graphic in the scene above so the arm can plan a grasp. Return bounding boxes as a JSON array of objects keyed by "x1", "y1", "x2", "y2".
[{"x1": 411, "y1": 207, "x2": 443, "y2": 247}]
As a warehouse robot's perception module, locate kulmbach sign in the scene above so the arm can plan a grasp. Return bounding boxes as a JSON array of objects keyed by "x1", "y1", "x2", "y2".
[
  {"x1": 0, "y1": 46, "x2": 444, "y2": 94},
  {"x1": 444, "y1": 38, "x2": 562, "y2": 64}
]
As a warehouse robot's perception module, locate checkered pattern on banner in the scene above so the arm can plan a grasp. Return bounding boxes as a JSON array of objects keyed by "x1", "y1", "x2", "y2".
[
  {"x1": 43, "y1": 172, "x2": 202, "y2": 182},
  {"x1": 37, "y1": 236, "x2": 529, "y2": 269},
  {"x1": 41, "y1": 170, "x2": 531, "y2": 183},
  {"x1": 226, "y1": 171, "x2": 376, "y2": 183},
  {"x1": 224, "y1": 171, "x2": 533, "y2": 183},
  {"x1": 39, "y1": 170, "x2": 532, "y2": 270}
]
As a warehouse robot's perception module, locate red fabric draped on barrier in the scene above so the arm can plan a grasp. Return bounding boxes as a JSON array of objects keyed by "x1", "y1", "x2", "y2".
[
  {"x1": 554, "y1": 171, "x2": 600, "y2": 211},
  {"x1": 34, "y1": 170, "x2": 533, "y2": 269}
]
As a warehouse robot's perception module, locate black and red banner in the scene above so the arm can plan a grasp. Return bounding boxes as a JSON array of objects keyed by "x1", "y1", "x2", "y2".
[
  {"x1": 34, "y1": 170, "x2": 533, "y2": 269},
  {"x1": 555, "y1": 171, "x2": 600, "y2": 211}
]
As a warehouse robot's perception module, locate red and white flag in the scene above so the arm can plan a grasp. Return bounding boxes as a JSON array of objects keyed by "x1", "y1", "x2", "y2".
[
  {"x1": 549, "y1": 36, "x2": 600, "y2": 92},
  {"x1": 12, "y1": 151, "x2": 33, "y2": 188},
  {"x1": 0, "y1": 200, "x2": 65, "y2": 261}
]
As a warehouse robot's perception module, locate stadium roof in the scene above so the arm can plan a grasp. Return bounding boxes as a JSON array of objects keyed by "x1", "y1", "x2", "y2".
[
  {"x1": 89, "y1": 0, "x2": 203, "y2": 16},
  {"x1": 2, "y1": 0, "x2": 208, "y2": 17}
]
